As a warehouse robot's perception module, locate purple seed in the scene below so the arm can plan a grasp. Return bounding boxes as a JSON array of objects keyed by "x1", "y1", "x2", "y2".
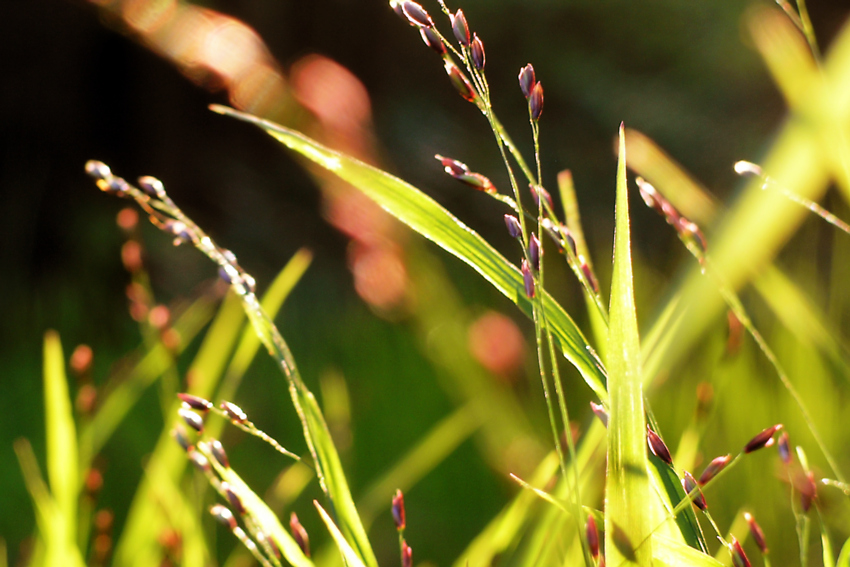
[
  {"x1": 290, "y1": 512, "x2": 311, "y2": 557},
  {"x1": 730, "y1": 536, "x2": 752, "y2": 567},
  {"x1": 529, "y1": 82, "x2": 544, "y2": 121},
  {"x1": 392, "y1": 489, "x2": 406, "y2": 531},
  {"x1": 210, "y1": 439, "x2": 230, "y2": 468},
  {"x1": 444, "y1": 60, "x2": 477, "y2": 103},
  {"x1": 646, "y1": 426, "x2": 673, "y2": 466},
  {"x1": 137, "y1": 176, "x2": 165, "y2": 199},
  {"x1": 743, "y1": 512, "x2": 768, "y2": 554},
  {"x1": 521, "y1": 259, "x2": 535, "y2": 299},
  {"x1": 586, "y1": 515, "x2": 599, "y2": 558},
  {"x1": 529, "y1": 234, "x2": 542, "y2": 271},
  {"x1": 777, "y1": 431, "x2": 791, "y2": 464},
  {"x1": 419, "y1": 27, "x2": 446, "y2": 55},
  {"x1": 178, "y1": 393, "x2": 213, "y2": 412},
  {"x1": 436, "y1": 155, "x2": 469, "y2": 178},
  {"x1": 518, "y1": 64, "x2": 536, "y2": 98},
  {"x1": 85, "y1": 160, "x2": 112, "y2": 180},
  {"x1": 590, "y1": 402, "x2": 608, "y2": 428},
  {"x1": 402, "y1": 540, "x2": 413, "y2": 567},
  {"x1": 172, "y1": 427, "x2": 193, "y2": 452},
  {"x1": 471, "y1": 34, "x2": 485, "y2": 71},
  {"x1": 222, "y1": 482, "x2": 246, "y2": 515},
  {"x1": 698, "y1": 454, "x2": 731, "y2": 485},
  {"x1": 744, "y1": 424, "x2": 783, "y2": 453},
  {"x1": 450, "y1": 9, "x2": 470, "y2": 46},
  {"x1": 179, "y1": 407, "x2": 204, "y2": 433},
  {"x1": 401, "y1": 1, "x2": 433, "y2": 27},
  {"x1": 504, "y1": 215, "x2": 522, "y2": 239},
  {"x1": 210, "y1": 504, "x2": 237, "y2": 530},
  {"x1": 189, "y1": 451, "x2": 211, "y2": 473},
  {"x1": 220, "y1": 401, "x2": 247, "y2": 423},
  {"x1": 682, "y1": 470, "x2": 707, "y2": 511}
]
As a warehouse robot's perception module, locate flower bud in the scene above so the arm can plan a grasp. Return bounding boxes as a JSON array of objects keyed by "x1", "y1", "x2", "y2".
[
  {"x1": 518, "y1": 64, "x2": 536, "y2": 98},
  {"x1": 220, "y1": 401, "x2": 247, "y2": 423},
  {"x1": 586, "y1": 515, "x2": 599, "y2": 558},
  {"x1": 178, "y1": 393, "x2": 213, "y2": 413},
  {"x1": 290, "y1": 512, "x2": 311, "y2": 557},
  {"x1": 529, "y1": 82, "x2": 544, "y2": 121},
  {"x1": 402, "y1": 1, "x2": 433, "y2": 27},
  {"x1": 744, "y1": 424, "x2": 782, "y2": 453},
  {"x1": 179, "y1": 407, "x2": 204, "y2": 433},
  {"x1": 521, "y1": 259, "x2": 535, "y2": 298},
  {"x1": 646, "y1": 426, "x2": 673, "y2": 466},
  {"x1": 471, "y1": 34, "x2": 485, "y2": 70},
  {"x1": 419, "y1": 27, "x2": 446, "y2": 55},
  {"x1": 698, "y1": 454, "x2": 731, "y2": 485},
  {"x1": 682, "y1": 470, "x2": 707, "y2": 511},
  {"x1": 450, "y1": 9, "x2": 470, "y2": 46},
  {"x1": 392, "y1": 489, "x2": 406, "y2": 531},
  {"x1": 504, "y1": 215, "x2": 522, "y2": 239},
  {"x1": 743, "y1": 512, "x2": 768, "y2": 554}
]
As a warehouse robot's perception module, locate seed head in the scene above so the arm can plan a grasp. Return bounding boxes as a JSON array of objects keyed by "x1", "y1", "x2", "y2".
[
  {"x1": 444, "y1": 60, "x2": 478, "y2": 103},
  {"x1": 521, "y1": 259, "x2": 535, "y2": 298},
  {"x1": 646, "y1": 426, "x2": 673, "y2": 466},
  {"x1": 529, "y1": 184, "x2": 553, "y2": 211},
  {"x1": 471, "y1": 34, "x2": 485, "y2": 71},
  {"x1": 450, "y1": 9, "x2": 470, "y2": 46},
  {"x1": 730, "y1": 537, "x2": 752, "y2": 567},
  {"x1": 401, "y1": 1, "x2": 433, "y2": 27},
  {"x1": 529, "y1": 82, "x2": 544, "y2": 121},
  {"x1": 590, "y1": 401, "x2": 608, "y2": 427},
  {"x1": 210, "y1": 439, "x2": 230, "y2": 468},
  {"x1": 682, "y1": 470, "x2": 707, "y2": 511},
  {"x1": 698, "y1": 454, "x2": 731, "y2": 485},
  {"x1": 179, "y1": 407, "x2": 205, "y2": 433},
  {"x1": 401, "y1": 540, "x2": 413, "y2": 567},
  {"x1": 777, "y1": 431, "x2": 791, "y2": 464},
  {"x1": 419, "y1": 27, "x2": 446, "y2": 55},
  {"x1": 504, "y1": 214, "x2": 522, "y2": 239},
  {"x1": 220, "y1": 401, "x2": 247, "y2": 423},
  {"x1": 85, "y1": 160, "x2": 112, "y2": 180},
  {"x1": 586, "y1": 515, "x2": 599, "y2": 558},
  {"x1": 222, "y1": 482, "x2": 246, "y2": 515},
  {"x1": 435, "y1": 155, "x2": 496, "y2": 192},
  {"x1": 392, "y1": 489, "x2": 406, "y2": 531},
  {"x1": 743, "y1": 512, "x2": 768, "y2": 554},
  {"x1": 290, "y1": 512, "x2": 311, "y2": 557},
  {"x1": 178, "y1": 393, "x2": 213, "y2": 413},
  {"x1": 518, "y1": 64, "x2": 536, "y2": 98},
  {"x1": 210, "y1": 504, "x2": 237, "y2": 530},
  {"x1": 744, "y1": 424, "x2": 783, "y2": 453},
  {"x1": 138, "y1": 176, "x2": 166, "y2": 199},
  {"x1": 529, "y1": 234, "x2": 542, "y2": 271}
]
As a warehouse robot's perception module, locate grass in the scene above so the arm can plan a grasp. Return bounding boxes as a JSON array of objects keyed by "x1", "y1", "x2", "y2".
[{"x1": 9, "y1": 1, "x2": 850, "y2": 566}]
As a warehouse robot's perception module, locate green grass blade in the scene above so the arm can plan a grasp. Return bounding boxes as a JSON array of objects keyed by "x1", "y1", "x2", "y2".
[
  {"x1": 652, "y1": 535, "x2": 724, "y2": 567},
  {"x1": 42, "y1": 331, "x2": 78, "y2": 548},
  {"x1": 314, "y1": 501, "x2": 368, "y2": 567},
  {"x1": 210, "y1": 104, "x2": 609, "y2": 402},
  {"x1": 605, "y1": 125, "x2": 652, "y2": 566},
  {"x1": 837, "y1": 536, "x2": 850, "y2": 567}
]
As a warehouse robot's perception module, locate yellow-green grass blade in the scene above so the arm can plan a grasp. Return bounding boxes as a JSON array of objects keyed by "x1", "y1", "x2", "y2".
[
  {"x1": 837, "y1": 536, "x2": 850, "y2": 566},
  {"x1": 211, "y1": 104, "x2": 608, "y2": 403},
  {"x1": 42, "y1": 331, "x2": 78, "y2": 550},
  {"x1": 605, "y1": 125, "x2": 652, "y2": 566},
  {"x1": 314, "y1": 501, "x2": 367, "y2": 567},
  {"x1": 652, "y1": 535, "x2": 724, "y2": 567},
  {"x1": 14, "y1": 439, "x2": 86, "y2": 567}
]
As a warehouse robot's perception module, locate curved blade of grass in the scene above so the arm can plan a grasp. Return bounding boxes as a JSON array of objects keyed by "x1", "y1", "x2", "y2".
[
  {"x1": 837, "y1": 536, "x2": 850, "y2": 567},
  {"x1": 210, "y1": 104, "x2": 609, "y2": 402},
  {"x1": 42, "y1": 331, "x2": 78, "y2": 549},
  {"x1": 652, "y1": 535, "x2": 723, "y2": 567},
  {"x1": 605, "y1": 125, "x2": 652, "y2": 566},
  {"x1": 314, "y1": 501, "x2": 367, "y2": 567}
]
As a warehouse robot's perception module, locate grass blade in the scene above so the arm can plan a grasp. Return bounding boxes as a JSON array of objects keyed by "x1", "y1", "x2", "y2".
[
  {"x1": 313, "y1": 501, "x2": 367, "y2": 567},
  {"x1": 605, "y1": 124, "x2": 652, "y2": 566},
  {"x1": 42, "y1": 331, "x2": 78, "y2": 549},
  {"x1": 210, "y1": 104, "x2": 608, "y2": 402}
]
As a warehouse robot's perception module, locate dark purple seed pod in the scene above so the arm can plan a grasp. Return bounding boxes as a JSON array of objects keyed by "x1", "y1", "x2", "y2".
[
  {"x1": 518, "y1": 64, "x2": 536, "y2": 98},
  {"x1": 402, "y1": 540, "x2": 413, "y2": 567},
  {"x1": 777, "y1": 431, "x2": 791, "y2": 464},
  {"x1": 221, "y1": 401, "x2": 247, "y2": 423},
  {"x1": 210, "y1": 504, "x2": 237, "y2": 530},
  {"x1": 436, "y1": 155, "x2": 470, "y2": 178},
  {"x1": 521, "y1": 259, "x2": 535, "y2": 299},
  {"x1": 682, "y1": 470, "x2": 707, "y2": 511},
  {"x1": 471, "y1": 34, "x2": 485, "y2": 71},
  {"x1": 646, "y1": 426, "x2": 673, "y2": 466},
  {"x1": 172, "y1": 427, "x2": 193, "y2": 452},
  {"x1": 290, "y1": 512, "x2": 311, "y2": 557},
  {"x1": 190, "y1": 451, "x2": 211, "y2": 473},
  {"x1": 743, "y1": 512, "x2": 768, "y2": 554},
  {"x1": 529, "y1": 82, "x2": 544, "y2": 121},
  {"x1": 178, "y1": 393, "x2": 213, "y2": 413},
  {"x1": 744, "y1": 424, "x2": 783, "y2": 453},
  {"x1": 444, "y1": 61, "x2": 477, "y2": 103},
  {"x1": 590, "y1": 402, "x2": 608, "y2": 428},
  {"x1": 210, "y1": 439, "x2": 229, "y2": 468},
  {"x1": 392, "y1": 489, "x2": 406, "y2": 531},
  {"x1": 529, "y1": 234, "x2": 542, "y2": 271},
  {"x1": 563, "y1": 228, "x2": 578, "y2": 257},
  {"x1": 179, "y1": 407, "x2": 205, "y2": 433},
  {"x1": 504, "y1": 215, "x2": 522, "y2": 239},
  {"x1": 636, "y1": 177, "x2": 663, "y2": 214},
  {"x1": 450, "y1": 9, "x2": 470, "y2": 46},
  {"x1": 419, "y1": 27, "x2": 446, "y2": 55},
  {"x1": 221, "y1": 482, "x2": 246, "y2": 515},
  {"x1": 85, "y1": 160, "x2": 112, "y2": 180},
  {"x1": 730, "y1": 537, "x2": 752, "y2": 567},
  {"x1": 586, "y1": 515, "x2": 599, "y2": 558},
  {"x1": 402, "y1": 1, "x2": 433, "y2": 27},
  {"x1": 137, "y1": 176, "x2": 165, "y2": 199},
  {"x1": 106, "y1": 177, "x2": 130, "y2": 195},
  {"x1": 218, "y1": 266, "x2": 233, "y2": 285},
  {"x1": 529, "y1": 184, "x2": 553, "y2": 211},
  {"x1": 698, "y1": 454, "x2": 731, "y2": 485}
]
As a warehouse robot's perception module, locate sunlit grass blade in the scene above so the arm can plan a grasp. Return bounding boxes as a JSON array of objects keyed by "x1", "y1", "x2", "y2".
[
  {"x1": 314, "y1": 501, "x2": 368, "y2": 567},
  {"x1": 652, "y1": 535, "x2": 724, "y2": 567},
  {"x1": 13, "y1": 439, "x2": 86, "y2": 567},
  {"x1": 42, "y1": 331, "x2": 78, "y2": 548},
  {"x1": 837, "y1": 536, "x2": 850, "y2": 566},
  {"x1": 211, "y1": 104, "x2": 609, "y2": 402},
  {"x1": 605, "y1": 124, "x2": 652, "y2": 566}
]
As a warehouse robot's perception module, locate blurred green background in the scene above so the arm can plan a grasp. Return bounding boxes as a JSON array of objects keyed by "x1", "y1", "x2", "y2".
[{"x1": 2, "y1": 0, "x2": 850, "y2": 565}]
